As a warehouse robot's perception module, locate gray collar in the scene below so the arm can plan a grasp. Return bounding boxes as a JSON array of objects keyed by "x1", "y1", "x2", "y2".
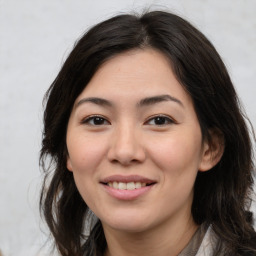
[{"x1": 178, "y1": 223, "x2": 209, "y2": 256}]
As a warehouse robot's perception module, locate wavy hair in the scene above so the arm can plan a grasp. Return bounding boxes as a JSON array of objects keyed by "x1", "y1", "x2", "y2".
[{"x1": 40, "y1": 11, "x2": 256, "y2": 255}]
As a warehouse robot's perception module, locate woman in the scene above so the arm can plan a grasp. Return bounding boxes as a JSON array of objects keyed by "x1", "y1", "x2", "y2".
[{"x1": 40, "y1": 11, "x2": 256, "y2": 256}]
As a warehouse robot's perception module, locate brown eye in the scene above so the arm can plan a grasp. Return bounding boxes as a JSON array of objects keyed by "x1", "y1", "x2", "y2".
[
  {"x1": 146, "y1": 115, "x2": 174, "y2": 126},
  {"x1": 82, "y1": 115, "x2": 110, "y2": 126}
]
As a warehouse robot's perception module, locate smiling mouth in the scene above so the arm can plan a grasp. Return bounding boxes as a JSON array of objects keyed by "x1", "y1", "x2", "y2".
[{"x1": 106, "y1": 181, "x2": 155, "y2": 190}]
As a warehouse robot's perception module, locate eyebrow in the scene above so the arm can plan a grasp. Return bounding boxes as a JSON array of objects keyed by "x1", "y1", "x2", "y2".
[
  {"x1": 138, "y1": 94, "x2": 184, "y2": 108},
  {"x1": 75, "y1": 94, "x2": 183, "y2": 109},
  {"x1": 76, "y1": 97, "x2": 112, "y2": 108}
]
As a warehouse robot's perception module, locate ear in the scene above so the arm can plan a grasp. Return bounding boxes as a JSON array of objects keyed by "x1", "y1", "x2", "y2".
[
  {"x1": 67, "y1": 156, "x2": 73, "y2": 172},
  {"x1": 199, "y1": 129, "x2": 224, "y2": 172}
]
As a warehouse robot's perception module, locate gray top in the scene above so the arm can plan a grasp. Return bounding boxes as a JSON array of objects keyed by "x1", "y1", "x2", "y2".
[
  {"x1": 178, "y1": 223, "x2": 208, "y2": 256},
  {"x1": 179, "y1": 223, "x2": 226, "y2": 256}
]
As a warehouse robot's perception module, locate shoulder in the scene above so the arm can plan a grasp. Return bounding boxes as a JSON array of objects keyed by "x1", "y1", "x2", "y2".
[
  {"x1": 196, "y1": 226, "x2": 256, "y2": 256},
  {"x1": 196, "y1": 225, "x2": 219, "y2": 256}
]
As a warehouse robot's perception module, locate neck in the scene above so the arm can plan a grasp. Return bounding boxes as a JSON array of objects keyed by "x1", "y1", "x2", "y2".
[{"x1": 103, "y1": 214, "x2": 198, "y2": 256}]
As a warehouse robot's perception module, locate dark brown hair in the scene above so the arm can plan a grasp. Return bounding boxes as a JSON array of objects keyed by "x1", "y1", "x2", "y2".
[{"x1": 40, "y1": 11, "x2": 256, "y2": 256}]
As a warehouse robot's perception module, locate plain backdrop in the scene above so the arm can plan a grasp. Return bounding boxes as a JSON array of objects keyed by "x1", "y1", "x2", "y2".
[{"x1": 0, "y1": 0, "x2": 255, "y2": 255}]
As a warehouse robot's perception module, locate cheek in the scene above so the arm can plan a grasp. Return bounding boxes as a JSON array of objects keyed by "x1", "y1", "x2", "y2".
[
  {"x1": 147, "y1": 131, "x2": 203, "y2": 174},
  {"x1": 67, "y1": 135, "x2": 108, "y2": 209},
  {"x1": 67, "y1": 134, "x2": 108, "y2": 174}
]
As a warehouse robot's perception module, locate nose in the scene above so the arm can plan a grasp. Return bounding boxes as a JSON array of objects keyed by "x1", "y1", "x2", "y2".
[{"x1": 107, "y1": 123, "x2": 146, "y2": 165}]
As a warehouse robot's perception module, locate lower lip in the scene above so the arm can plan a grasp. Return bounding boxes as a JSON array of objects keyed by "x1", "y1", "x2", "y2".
[{"x1": 102, "y1": 184, "x2": 154, "y2": 200}]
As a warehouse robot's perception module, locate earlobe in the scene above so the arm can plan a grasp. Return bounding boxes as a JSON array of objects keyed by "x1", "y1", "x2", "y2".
[
  {"x1": 199, "y1": 129, "x2": 225, "y2": 172},
  {"x1": 67, "y1": 157, "x2": 73, "y2": 172}
]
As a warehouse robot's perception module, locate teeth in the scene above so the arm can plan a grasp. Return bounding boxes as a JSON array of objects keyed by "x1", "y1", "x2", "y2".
[
  {"x1": 113, "y1": 181, "x2": 118, "y2": 189},
  {"x1": 118, "y1": 182, "x2": 126, "y2": 190},
  {"x1": 135, "y1": 182, "x2": 141, "y2": 189},
  {"x1": 127, "y1": 182, "x2": 135, "y2": 190},
  {"x1": 107, "y1": 181, "x2": 148, "y2": 190}
]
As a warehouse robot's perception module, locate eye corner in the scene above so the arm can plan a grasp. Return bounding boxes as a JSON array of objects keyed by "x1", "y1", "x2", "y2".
[
  {"x1": 144, "y1": 114, "x2": 177, "y2": 126},
  {"x1": 81, "y1": 115, "x2": 111, "y2": 126}
]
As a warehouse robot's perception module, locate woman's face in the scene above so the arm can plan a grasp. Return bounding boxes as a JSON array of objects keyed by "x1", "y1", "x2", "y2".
[{"x1": 66, "y1": 49, "x2": 211, "y2": 234}]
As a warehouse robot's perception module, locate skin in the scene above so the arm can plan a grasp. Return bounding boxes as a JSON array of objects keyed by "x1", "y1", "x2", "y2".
[{"x1": 66, "y1": 49, "x2": 222, "y2": 256}]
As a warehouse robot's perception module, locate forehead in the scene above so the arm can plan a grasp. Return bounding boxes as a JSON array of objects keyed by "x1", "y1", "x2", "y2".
[{"x1": 75, "y1": 48, "x2": 192, "y2": 107}]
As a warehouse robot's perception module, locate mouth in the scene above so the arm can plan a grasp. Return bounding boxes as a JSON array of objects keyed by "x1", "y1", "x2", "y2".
[
  {"x1": 103, "y1": 181, "x2": 155, "y2": 190},
  {"x1": 100, "y1": 175, "x2": 156, "y2": 191}
]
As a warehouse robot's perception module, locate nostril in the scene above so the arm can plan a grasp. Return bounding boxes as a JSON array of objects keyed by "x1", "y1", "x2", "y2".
[
  {"x1": 111, "y1": 159, "x2": 119, "y2": 164},
  {"x1": 109, "y1": 156, "x2": 140, "y2": 166},
  {"x1": 107, "y1": 136, "x2": 146, "y2": 165}
]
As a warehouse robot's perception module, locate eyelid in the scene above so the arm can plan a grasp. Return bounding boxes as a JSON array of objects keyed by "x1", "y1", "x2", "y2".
[
  {"x1": 81, "y1": 114, "x2": 111, "y2": 125},
  {"x1": 144, "y1": 114, "x2": 177, "y2": 125}
]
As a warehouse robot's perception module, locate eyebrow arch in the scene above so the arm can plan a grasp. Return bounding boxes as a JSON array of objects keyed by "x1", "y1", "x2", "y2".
[
  {"x1": 138, "y1": 94, "x2": 184, "y2": 107},
  {"x1": 76, "y1": 97, "x2": 112, "y2": 108}
]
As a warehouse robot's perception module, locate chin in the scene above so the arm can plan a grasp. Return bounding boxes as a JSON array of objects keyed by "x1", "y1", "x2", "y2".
[
  {"x1": 107, "y1": 222, "x2": 150, "y2": 233},
  {"x1": 100, "y1": 211, "x2": 155, "y2": 233}
]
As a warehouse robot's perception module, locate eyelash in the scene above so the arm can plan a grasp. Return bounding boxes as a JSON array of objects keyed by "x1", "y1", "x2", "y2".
[
  {"x1": 144, "y1": 115, "x2": 176, "y2": 126},
  {"x1": 81, "y1": 115, "x2": 110, "y2": 126},
  {"x1": 81, "y1": 114, "x2": 176, "y2": 126}
]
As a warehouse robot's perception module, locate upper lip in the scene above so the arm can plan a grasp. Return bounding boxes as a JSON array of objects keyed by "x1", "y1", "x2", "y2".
[{"x1": 101, "y1": 175, "x2": 156, "y2": 184}]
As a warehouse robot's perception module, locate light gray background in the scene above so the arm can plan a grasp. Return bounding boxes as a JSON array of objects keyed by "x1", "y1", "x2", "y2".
[{"x1": 0, "y1": 0, "x2": 255, "y2": 255}]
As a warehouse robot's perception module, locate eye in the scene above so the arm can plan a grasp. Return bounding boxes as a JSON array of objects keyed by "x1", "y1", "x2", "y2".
[
  {"x1": 82, "y1": 115, "x2": 110, "y2": 126},
  {"x1": 145, "y1": 115, "x2": 175, "y2": 126}
]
